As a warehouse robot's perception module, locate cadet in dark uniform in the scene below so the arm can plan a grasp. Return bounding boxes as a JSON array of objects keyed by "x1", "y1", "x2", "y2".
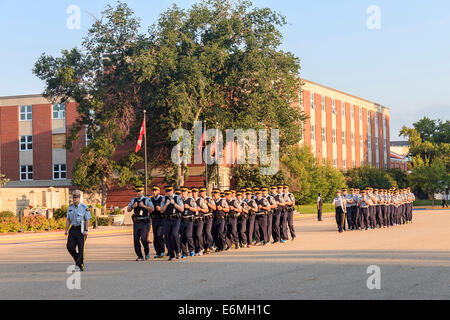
[
  {"x1": 193, "y1": 187, "x2": 208, "y2": 256},
  {"x1": 283, "y1": 185, "x2": 296, "y2": 240},
  {"x1": 65, "y1": 190, "x2": 92, "y2": 271},
  {"x1": 212, "y1": 189, "x2": 229, "y2": 252},
  {"x1": 179, "y1": 187, "x2": 197, "y2": 258},
  {"x1": 150, "y1": 185, "x2": 165, "y2": 258},
  {"x1": 225, "y1": 190, "x2": 241, "y2": 249},
  {"x1": 255, "y1": 190, "x2": 270, "y2": 245},
  {"x1": 277, "y1": 185, "x2": 288, "y2": 242},
  {"x1": 127, "y1": 186, "x2": 154, "y2": 261},
  {"x1": 271, "y1": 186, "x2": 283, "y2": 241},
  {"x1": 332, "y1": 190, "x2": 346, "y2": 233},
  {"x1": 374, "y1": 189, "x2": 383, "y2": 228},
  {"x1": 245, "y1": 189, "x2": 258, "y2": 247},
  {"x1": 262, "y1": 187, "x2": 276, "y2": 244},
  {"x1": 201, "y1": 187, "x2": 215, "y2": 254},
  {"x1": 317, "y1": 193, "x2": 323, "y2": 222},
  {"x1": 342, "y1": 189, "x2": 353, "y2": 230},
  {"x1": 357, "y1": 190, "x2": 371, "y2": 230},
  {"x1": 161, "y1": 186, "x2": 184, "y2": 261},
  {"x1": 236, "y1": 191, "x2": 248, "y2": 248}
]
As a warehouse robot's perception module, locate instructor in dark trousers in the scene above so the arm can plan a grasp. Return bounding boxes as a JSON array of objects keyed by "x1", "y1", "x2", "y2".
[
  {"x1": 65, "y1": 190, "x2": 92, "y2": 271},
  {"x1": 317, "y1": 193, "x2": 323, "y2": 221}
]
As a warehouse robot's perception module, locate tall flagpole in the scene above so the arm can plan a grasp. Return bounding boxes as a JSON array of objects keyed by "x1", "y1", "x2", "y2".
[
  {"x1": 204, "y1": 120, "x2": 207, "y2": 189},
  {"x1": 144, "y1": 110, "x2": 148, "y2": 196},
  {"x1": 216, "y1": 122, "x2": 219, "y2": 189}
]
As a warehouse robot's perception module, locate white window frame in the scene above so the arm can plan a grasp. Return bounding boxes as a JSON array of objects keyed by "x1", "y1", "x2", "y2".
[
  {"x1": 311, "y1": 124, "x2": 315, "y2": 140},
  {"x1": 351, "y1": 133, "x2": 355, "y2": 146},
  {"x1": 359, "y1": 108, "x2": 363, "y2": 121},
  {"x1": 333, "y1": 158, "x2": 337, "y2": 168},
  {"x1": 20, "y1": 135, "x2": 33, "y2": 151},
  {"x1": 341, "y1": 102, "x2": 345, "y2": 117},
  {"x1": 343, "y1": 160, "x2": 347, "y2": 171},
  {"x1": 52, "y1": 104, "x2": 66, "y2": 119},
  {"x1": 53, "y1": 164, "x2": 67, "y2": 180},
  {"x1": 310, "y1": 93, "x2": 315, "y2": 109},
  {"x1": 20, "y1": 165, "x2": 33, "y2": 181},
  {"x1": 342, "y1": 131, "x2": 346, "y2": 144},
  {"x1": 321, "y1": 97, "x2": 325, "y2": 111},
  {"x1": 332, "y1": 99, "x2": 336, "y2": 114},
  {"x1": 332, "y1": 129, "x2": 336, "y2": 144},
  {"x1": 20, "y1": 105, "x2": 32, "y2": 121},
  {"x1": 351, "y1": 105, "x2": 354, "y2": 119},
  {"x1": 322, "y1": 128, "x2": 326, "y2": 142}
]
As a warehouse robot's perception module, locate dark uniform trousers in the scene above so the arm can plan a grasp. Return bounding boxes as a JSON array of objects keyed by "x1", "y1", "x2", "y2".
[
  {"x1": 280, "y1": 208, "x2": 289, "y2": 241},
  {"x1": 165, "y1": 218, "x2": 181, "y2": 258},
  {"x1": 369, "y1": 206, "x2": 376, "y2": 228},
  {"x1": 375, "y1": 205, "x2": 383, "y2": 227},
  {"x1": 180, "y1": 218, "x2": 194, "y2": 255},
  {"x1": 151, "y1": 217, "x2": 165, "y2": 256},
  {"x1": 226, "y1": 216, "x2": 239, "y2": 246},
  {"x1": 350, "y1": 206, "x2": 358, "y2": 229},
  {"x1": 133, "y1": 221, "x2": 150, "y2": 258},
  {"x1": 203, "y1": 216, "x2": 213, "y2": 250},
  {"x1": 67, "y1": 226, "x2": 86, "y2": 268},
  {"x1": 381, "y1": 205, "x2": 389, "y2": 227},
  {"x1": 246, "y1": 215, "x2": 256, "y2": 244},
  {"x1": 287, "y1": 206, "x2": 296, "y2": 239},
  {"x1": 266, "y1": 211, "x2": 273, "y2": 243},
  {"x1": 237, "y1": 216, "x2": 247, "y2": 246},
  {"x1": 335, "y1": 206, "x2": 345, "y2": 232},
  {"x1": 360, "y1": 207, "x2": 369, "y2": 229},
  {"x1": 212, "y1": 218, "x2": 227, "y2": 250},
  {"x1": 389, "y1": 205, "x2": 395, "y2": 225},
  {"x1": 255, "y1": 214, "x2": 268, "y2": 243},
  {"x1": 345, "y1": 206, "x2": 353, "y2": 230},
  {"x1": 193, "y1": 219, "x2": 204, "y2": 253},
  {"x1": 272, "y1": 209, "x2": 281, "y2": 242}
]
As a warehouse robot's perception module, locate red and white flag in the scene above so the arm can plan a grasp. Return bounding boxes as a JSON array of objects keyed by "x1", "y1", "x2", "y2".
[
  {"x1": 197, "y1": 129, "x2": 206, "y2": 159},
  {"x1": 135, "y1": 119, "x2": 145, "y2": 153}
]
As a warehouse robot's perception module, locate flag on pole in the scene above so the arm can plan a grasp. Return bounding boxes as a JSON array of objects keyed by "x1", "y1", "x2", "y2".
[
  {"x1": 197, "y1": 129, "x2": 206, "y2": 159},
  {"x1": 135, "y1": 118, "x2": 145, "y2": 153}
]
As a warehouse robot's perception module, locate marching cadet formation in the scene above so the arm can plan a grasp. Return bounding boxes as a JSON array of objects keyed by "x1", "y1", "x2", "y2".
[
  {"x1": 332, "y1": 187, "x2": 415, "y2": 233},
  {"x1": 127, "y1": 184, "x2": 296, "y2": 262}
]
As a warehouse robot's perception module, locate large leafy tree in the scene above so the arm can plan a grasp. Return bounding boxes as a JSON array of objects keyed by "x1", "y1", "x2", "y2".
[
  {"x1": 345, "y1": 166, "x2": 396, "y2": 190},
  {"x1": 33, "y1": 3, "x2": 147, "y2": 211},
  {"x1": 131, "y1": 0, "x2": 305, "y2": 187}
]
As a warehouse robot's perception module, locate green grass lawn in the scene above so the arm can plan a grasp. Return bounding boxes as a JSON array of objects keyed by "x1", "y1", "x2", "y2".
[
  {"x1": 413, "y1": 199, "x2": 446, "y2": 206},
  {"x1": 295, "y1": 203, "x2": 335, "y2": 214}
]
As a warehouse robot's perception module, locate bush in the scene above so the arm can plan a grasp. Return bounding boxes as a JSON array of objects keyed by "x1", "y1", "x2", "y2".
[
  {"x1": 0, "y1": 217, "x2": 20, "y2": 233},
  {"x1": 23, "y1": 215, "x2": 49, "y2": 232},
  {"x1": 0, "y1": 211, "x2": 15, "y2": 218},
  {"x1": 53, "y1": 205, "x2": 69, "y2": 219},
  {"x1": 97, "y1": 216, "x2": 113, "y2": 226}
]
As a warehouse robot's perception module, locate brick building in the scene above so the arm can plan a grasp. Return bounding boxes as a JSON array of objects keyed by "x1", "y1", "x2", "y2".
[{"x1": 0, "y1": 79, "x2": 391, "y2": 208}]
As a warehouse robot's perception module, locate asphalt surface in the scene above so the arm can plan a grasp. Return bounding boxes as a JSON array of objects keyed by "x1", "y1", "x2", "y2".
[{"x1": 0, "y1": 210, "x2": 449, "y2": 300}]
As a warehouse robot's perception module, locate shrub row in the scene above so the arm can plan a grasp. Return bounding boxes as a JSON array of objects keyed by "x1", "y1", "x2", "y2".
[{"x1": 0, "y1": 216, "x2": 66, "y2": 233}]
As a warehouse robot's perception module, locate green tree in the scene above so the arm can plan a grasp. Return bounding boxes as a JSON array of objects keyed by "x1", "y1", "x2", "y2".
[
  {"x1": 410, "y1": 157, "x2": 448, "y2": 206},
  {"x1": 232, "y1": 164, "x2": 286, "y2": 190},
  {"x1": 132, "y1": 0, "x2": 305, "y2": 187},
  {"x1": 33, "y1": 3, "x2": 147, "y2": 212},
  {"x1": 386, "y1": 168, "x2": 409, "y2": 189},
  {"x1": 345, "y1": 166, "x2": 396, "y2": 190}
]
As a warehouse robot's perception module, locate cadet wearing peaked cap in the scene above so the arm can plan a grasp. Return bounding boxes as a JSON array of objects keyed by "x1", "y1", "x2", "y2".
[
  {"x1": 150, "y1": 185, "x2": 165, "y2": 258},
  {"x1": 161, "y1": 186, "x2": 184, "y2": 261}
]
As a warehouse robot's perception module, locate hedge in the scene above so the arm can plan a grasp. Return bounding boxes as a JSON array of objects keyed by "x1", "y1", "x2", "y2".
[{"x1": 0, "y1": 216, "x2": 67, "y2": 233}]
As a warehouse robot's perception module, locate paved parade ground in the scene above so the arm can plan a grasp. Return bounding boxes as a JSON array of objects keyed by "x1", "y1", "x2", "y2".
[{"x1": 1, "y1": 209, "x2": 449, "y2": 300}]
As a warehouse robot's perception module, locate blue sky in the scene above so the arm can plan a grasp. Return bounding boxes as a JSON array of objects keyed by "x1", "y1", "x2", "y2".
[{"x1": 1, "y1": 0, "x2": 449, "y2": 139}]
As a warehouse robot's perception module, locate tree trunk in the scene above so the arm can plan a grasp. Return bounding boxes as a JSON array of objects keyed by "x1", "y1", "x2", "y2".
[{"x1": 101, "y1": 178, "x2": 107, "y2": 215}]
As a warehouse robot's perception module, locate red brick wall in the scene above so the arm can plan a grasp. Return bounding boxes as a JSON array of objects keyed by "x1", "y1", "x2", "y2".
[
  {"x1": 378, "y1": 113, "x2": 384, "y2": 168},
  {"x1": 315, "y1": 94, "x2": 323, "y2": 162},
  {"x1": 354, "y1": 105, "x2": 361, "y2": 167},
  {"x1": 345, "y1": 103, "x2": 352, "y2": 169},
  {"x1": 385, "y1": 115, "x2": 391, "y2": 168},
  {"x1": 336, "y1": 100, "x2": 343, "y2": 169},
  {"x1": 32, "y1": 104, "x2": 52, "y2": 180},
  {"x1": 0, "y1": 106, "x2": 20, "y2": 181},
  {"x1": 302, "y1": 91, "x2": 311, "y2": 147},
  {"x1": 370, "y1": 110, "x2": 376, "y2": 165},
  {"x1": 362, "y1": 108, "x2": 368, "y2": 165},
  {"x1": 326, "y1": 97, "x2": 333, "y2": 163}
]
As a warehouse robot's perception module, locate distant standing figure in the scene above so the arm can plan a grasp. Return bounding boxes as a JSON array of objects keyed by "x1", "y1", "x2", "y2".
[{"x1": 317, "y1": 193, "x2": 323, "y2": 221}]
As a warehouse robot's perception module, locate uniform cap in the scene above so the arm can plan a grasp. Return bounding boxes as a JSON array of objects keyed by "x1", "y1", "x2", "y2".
[
  {"x1": 270, "y1": 186, "x2": 278, "y2": 190},
  {"x1": 199, "y1": 187, "x2": 207, "y2": 192},
  {"x1": 165, "y1": 185, "x2": 174, "y2": 192},
  {"x1": 212, "y1": 189, "x2": 220, "y2": 194},
  {"x1": 255, "y1": 190, "x2": 262, "y2": 195},
  {"x1": 191, "y1": 187, "x2": 199, "y2": 192},
  {"x1": 180, "y1": 187, "x2": 189, "y2": 192},
  {"x1": 342, "y1": 188, "x2": 348, "y2": 192},
  {"x1": 135, "y1": 186, "x2": 145, "y2": 192},
  {"x1": 261, "y1": 187, "x2": 269, "y2": 192},
  {"x1": 225, "y1": 190, "x2": 232, "y2": 195},
  {"x1": 152, "y1": 185, "x2": 161, "y2": 191},
  {"x1": 236, "y1": 191, "x2": 243, "y2": 196}
]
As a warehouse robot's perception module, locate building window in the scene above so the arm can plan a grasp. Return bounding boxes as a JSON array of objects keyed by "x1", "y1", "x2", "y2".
[
  {"x1": 384, "y1": 139, "x2": 387, "y2": 152},
  {"x1": 368, "y1": 135, "x2": 371, "y2": 149},
  {"x1": 20, "y1": 136, "x2": 33, "y2": 151},
  {"x1": 52, "y1": 134, "x2": 66, "y2": 149},
  {"x1": 310, "y1": 93, "x2": 315, "y2": 109},
  {"x1": 311, "y1": 125, "x2": 315, "y2": 140},
  {"x1": 20, "y1": 165, "x2": 33, "y2": 181},
  {"x1": 332, "y1": 129, "x2": 336, "y2": 144},
  {"x1": 53, "y1": 164, "x2": 67, "y2": 180},
  {"x1": 384, "y1": 163, "x2": 388, "y2": 169},
  {"x1": 321, "y1": 97, "x2": 325, "y2": 111},
  {"x1": 342, "y1": 131, "x2": 346, "y2": 144},
  {"x1": 376, "y1": 139, "x2": 379, "y2": 150},
  {"x1": 333, "y1": 158, "x2": 337, "y2": 168},
  {"x1": 368, "y1": 114, "x2": 371, "y2": 124},
  {"x1": 351, "y1": 105, "x2": 354, "y2": 119},
  {"x1": 360, "y1": 135, "x2": 363, "y2": 146},
  {"x1": 352, "y1": 161, "x2": 356, "y2": 168},
  {"x1": 332, "y1": 99, "x2": 336, "y2": 114},
  {"x1": 20, "y1": 105, "x2": 32, "y2": 121},
  {"x1": 361, "y1": 160, "x2": 364, "y2": 167},
  {"x1": 52, "y1": 104, "x2": 66, "y2": 119},
  {"x1": 341, "y1": 102, "x2": 345, "y2": 117},
  {"x1": 351, "y1": 133, "x2": 355, "y2": 146},
  {"x1": 343, "y1": 160, "x2": 347, "y2": 171},
  {"x1": 359, "y1": 108, "x2": 363, "y2": 121},
  {"x1": 376, "y1": 162, "x2": 380, "y2": 169},
  {"x1": 322, "y1": 128, "x2": 326, "y2": 142}
]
